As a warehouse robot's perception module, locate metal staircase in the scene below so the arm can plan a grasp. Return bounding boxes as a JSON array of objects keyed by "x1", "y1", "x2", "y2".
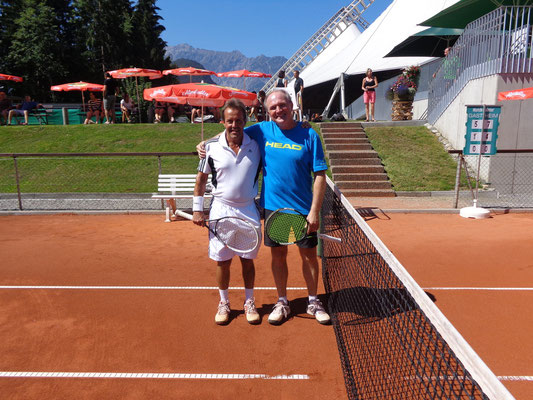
[{"x1": 261, "y1": 0, "x2": 375, "y2": 94}]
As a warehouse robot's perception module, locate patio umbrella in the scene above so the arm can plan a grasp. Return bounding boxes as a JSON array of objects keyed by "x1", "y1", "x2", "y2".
[
  {"x1": 50, "y1": 81, "x2": 104, "y2": 112},
  {"x1": 144, "y1": 83, "x2": 256, "y2": 140},
  {"x1": 385, "y1": 27, "x2": 464, "y2": 57},
  {"x1": 0, "y1": 73, "x2": 23, "y2": 83},
  {"x1": 107, "y1": 68, "x2": 163, "y2": 122},
  {"x1": 216, "y1": 70, "x2": 272, "y2": 90},
  {"x1": 162, "y1": 67, "x2": 216, "y2": 83},
  {"x1": 420, "y1": 0, "x2": 533, "y2": 29},
  {"x1": 498, "y1": 86, "x2": 533, "y2": 100}
]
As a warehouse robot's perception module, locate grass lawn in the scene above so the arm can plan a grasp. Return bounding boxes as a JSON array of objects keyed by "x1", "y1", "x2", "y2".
[
  {"x1": 365, "y1": 126, "x2": 461, "y2": 191},
  {"x1": 0, "y1": 123, "x2": 225, "y2": 193}
]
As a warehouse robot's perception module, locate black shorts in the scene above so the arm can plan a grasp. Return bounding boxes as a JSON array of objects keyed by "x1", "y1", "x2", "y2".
[{"x1": 263, "y1": 209, "x2": 318, "y2": 248}]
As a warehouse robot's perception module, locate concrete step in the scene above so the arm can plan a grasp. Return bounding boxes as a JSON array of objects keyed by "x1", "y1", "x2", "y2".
[
  {"x1": 327, "y1": 150, "x2": 377, "y2": 159},
  {"x1": 320, "y1": 122, "x2": 362, "y2": 129},
  {"x1": 336, "y1": 180, "x2": 392, "y2": 190},
  {"x1": 339, "y1": 189, "x2": 396, "y2": 198},
  {"x1": 322, "y1": 132, "x2": 367, "y2": 139},
  {"x1": 321, "y1": 127, "x2": 364, "y2": 133},
  {"x1": 326, "y1": 143, "x2": 373, "y2": 151},
  {"x1": 331, "y1": 165, "x2": 385, "y2": 174},
  {"x1": 333, "y1": 173, "x2": 389, "y2": 182},
  {"x1": 329, "y1": 158, "x2": 383, "y2": 166},
  {"x1": 323, "y1": 138, "x2": 370, "y2": 144}
]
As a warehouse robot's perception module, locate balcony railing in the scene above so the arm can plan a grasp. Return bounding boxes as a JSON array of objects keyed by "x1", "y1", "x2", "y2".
[{"x1": 428, "y1": 6, "x2": 533, "y2": 124}]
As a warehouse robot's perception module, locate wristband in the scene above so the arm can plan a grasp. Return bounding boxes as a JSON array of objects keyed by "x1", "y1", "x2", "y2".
[{"x1": 192, "y1": 196, "x2": 204, "y2": 212}]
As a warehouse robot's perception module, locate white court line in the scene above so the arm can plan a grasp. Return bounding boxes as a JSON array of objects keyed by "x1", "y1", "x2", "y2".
[
  {"x1": 0, "y1": 286, "x2": 307, "y2": 290},
  {"x1": 0, "y1": 286, "x2": 531, "y2": 291},
  {"x1": 423, "y1": 287, "x2": 533, "y2": 291},
  {"x1": 0, "y1": 371, "x2": 309, "y2": 380}
]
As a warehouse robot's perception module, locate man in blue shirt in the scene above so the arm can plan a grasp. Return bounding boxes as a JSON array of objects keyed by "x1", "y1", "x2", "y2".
[
  {"x1": 198, "y1": 90, "x2": 330, "y2": 325},
  {"x1": 7, "y1": 95, "x2": 41, "y2": 125}
]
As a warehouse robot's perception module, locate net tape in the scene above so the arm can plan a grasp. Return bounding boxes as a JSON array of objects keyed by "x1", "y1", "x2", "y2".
[{"x1": 320, "y1": 177, "x2": 513, "y2": 400}]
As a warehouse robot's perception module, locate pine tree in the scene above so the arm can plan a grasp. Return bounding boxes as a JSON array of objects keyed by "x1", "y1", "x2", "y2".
[
  {"x1": 6, "y1": 0, "x2": 67, "y2": 99},
  {"x1": 130, "y1": 0, "x2": 170, "y2": 70},
  {"x1": 73, "y1": 0, "x2": 134, "y2": 79}
]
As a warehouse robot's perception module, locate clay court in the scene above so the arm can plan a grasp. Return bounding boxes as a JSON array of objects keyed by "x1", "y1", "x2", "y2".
[{"x1": 0, "y1": 212, "x2": 532, "y2": 399}]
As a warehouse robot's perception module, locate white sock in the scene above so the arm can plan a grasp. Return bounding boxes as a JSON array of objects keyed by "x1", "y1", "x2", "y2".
[
  {"x1": 308, "y1": 295, "x2": 318, "y2": 302},
  {"x1": 219, "y1": 289, "x2": 229, "y2": 302},
  {"x1": 245, "y1": 288, "x2": 254, "y2": 301},
  {"x1": 278, "y1": 296, "x2": 288, "y2": 304}
]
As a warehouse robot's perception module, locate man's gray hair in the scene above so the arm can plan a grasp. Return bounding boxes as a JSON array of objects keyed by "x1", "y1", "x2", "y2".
[
  {"x1": 266, "y1": 89, "x2": 293, "y2": 108},
  {"x1": 221, "y1": 98, "x2": 247, "y2": 122}
]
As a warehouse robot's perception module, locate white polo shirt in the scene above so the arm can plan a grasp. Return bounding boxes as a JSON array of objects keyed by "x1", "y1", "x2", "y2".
[{"x1": 198, "y1": 131, "x2": 261, "y2": 207}]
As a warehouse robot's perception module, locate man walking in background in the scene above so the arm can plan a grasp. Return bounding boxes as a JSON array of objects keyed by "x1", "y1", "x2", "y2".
[{"x1": 103, "y1": 73, "x2": 118, "y2": 124}]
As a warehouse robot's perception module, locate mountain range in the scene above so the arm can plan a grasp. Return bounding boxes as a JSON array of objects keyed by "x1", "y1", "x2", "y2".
[{"x1": 165, "y1": 43, "x2": 287, "y2": 92}]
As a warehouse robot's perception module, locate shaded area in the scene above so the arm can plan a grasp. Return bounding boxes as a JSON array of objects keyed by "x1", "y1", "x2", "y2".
[{"x1": 320, "y1": 184, "x2": 490, "y2": 399}]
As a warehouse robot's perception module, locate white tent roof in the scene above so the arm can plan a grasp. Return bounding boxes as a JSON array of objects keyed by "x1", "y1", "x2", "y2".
[{"x1": 296, "y1": 0, "x2": 461, "y2": 88}]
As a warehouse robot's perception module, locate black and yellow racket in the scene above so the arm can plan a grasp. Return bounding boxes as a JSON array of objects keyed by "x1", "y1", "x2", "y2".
[{"x1": 265, "y1": 208, "x2": 341, "y2": 245}]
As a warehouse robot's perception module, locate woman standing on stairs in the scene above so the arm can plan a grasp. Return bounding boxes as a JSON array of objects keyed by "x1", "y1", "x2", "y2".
[{"x1": 362, "y1": 68, "x2": 378, "y2": 122}]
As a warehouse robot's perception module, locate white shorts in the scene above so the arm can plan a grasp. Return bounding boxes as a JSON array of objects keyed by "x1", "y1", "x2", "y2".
[{"x1": 208, "y1": 200, "x2": 262, "y2": 262}]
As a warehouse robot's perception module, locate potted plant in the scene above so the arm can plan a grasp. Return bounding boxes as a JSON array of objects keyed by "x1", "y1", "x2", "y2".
[{"x1": 386, "y1": 65, "x2": 420, "y2": 120}]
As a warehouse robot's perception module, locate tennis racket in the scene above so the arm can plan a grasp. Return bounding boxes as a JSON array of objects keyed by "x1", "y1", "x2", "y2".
[
  {"x1": 265, "y1": 208, "x2": 342, "y2": 245},
  {"x1": 174, "y1": 210, "x2": 259, "y2": 253}
]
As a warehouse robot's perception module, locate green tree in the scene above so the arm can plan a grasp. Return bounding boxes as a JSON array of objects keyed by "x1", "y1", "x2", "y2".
[
  {"x1": 130, "y1": 0, "x2": 170, "y2": 70},
  {"x1": 73, "y1": 0, "x2": 134, "y2": 78},
  {"x1": 0, "y1": 0, "x2": 24, "y2": 72},
  {"x1": 6, "y1": 0, "x2": 67, "y2": 99}
]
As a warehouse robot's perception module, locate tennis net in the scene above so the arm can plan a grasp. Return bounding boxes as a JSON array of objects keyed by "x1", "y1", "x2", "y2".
[{"x1": 319, "y1": 177, "x2": 514, "y2": 400}]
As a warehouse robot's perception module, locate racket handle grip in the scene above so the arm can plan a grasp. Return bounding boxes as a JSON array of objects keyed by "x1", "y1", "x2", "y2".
[
  {"x1": 318, "y1": 234, "x2": 342, "y2": 243},
  {"x1": 174, "y1": 210, "x2": 193, "y2": 220}
]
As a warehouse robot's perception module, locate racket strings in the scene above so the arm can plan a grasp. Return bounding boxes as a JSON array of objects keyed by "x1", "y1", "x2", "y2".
[
  {"x1": 266, "y1": 212, "x2": 307, "y2": 244},
  {"x1": 213, "y1": 218, "x2": 259, "y2": 252}
]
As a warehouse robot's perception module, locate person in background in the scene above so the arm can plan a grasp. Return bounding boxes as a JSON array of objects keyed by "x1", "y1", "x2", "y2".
[
  {"x1": 275, "y1": 70, "x2": 288, "y2": 88},
  {"x1": 362, "y1": 68, "x2": 378, "y2": 122},
  {"x1": 85, "y1": 92, "x2": 102, "y2": 124},
  {"x1": 250, "y1": 90, "x2": 266, "y2": 122},
  {"x1": 103, "y1": 73, "x2": 119, "y2": 124},
  {"x1": 7, "y1": 95, "x2": 41, "y2": 125},
  {"x1": 167, "y1": 102, "x2": 178, "y2": 123},
  {"x1": 120, "y1": 93, "x2": 136, "y2": 123},
  {"x1": 293, "y1": 70, "x2": 304, "y2": 121},
  {"x1": 154, "y1": 100, "x2": 167, "y2": 123},
  {"x1": 0, "y1": 91, "x2": 12, "y2": 125}
]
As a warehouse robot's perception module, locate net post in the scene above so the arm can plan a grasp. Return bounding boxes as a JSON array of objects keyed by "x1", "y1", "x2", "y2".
[{"x1": 453, "y1": 152, "x2": 463, "y2": 208}]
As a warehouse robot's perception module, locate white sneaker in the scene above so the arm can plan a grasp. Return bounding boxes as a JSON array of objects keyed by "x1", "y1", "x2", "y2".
[
  {"x1": 268, "y1": 300, "x2": 290, "y2": 325},
  {"x1": 244, "y1": 298, "x2": 260, "y2": 324},
  {"x1": 307, "y1": 299, "x2": 330, "y2": 325},
  {"x1": 215, "y1": 300, "x2": 230, "y2": 325}
]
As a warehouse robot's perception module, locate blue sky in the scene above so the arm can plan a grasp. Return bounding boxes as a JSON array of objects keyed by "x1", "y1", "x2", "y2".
[{"x1": 157, "y1": 0, "x2": 393, "y2": 58}]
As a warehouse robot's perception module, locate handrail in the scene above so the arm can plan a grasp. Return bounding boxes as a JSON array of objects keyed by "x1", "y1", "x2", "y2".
[{"x1": 448, "y1": 149, "x2": 533, "y2": 154}]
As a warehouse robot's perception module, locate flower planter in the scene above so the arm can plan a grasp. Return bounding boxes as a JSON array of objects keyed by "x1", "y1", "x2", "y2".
[{"x1": 391, "y1": 99, "x2": 413, "y2": 121}]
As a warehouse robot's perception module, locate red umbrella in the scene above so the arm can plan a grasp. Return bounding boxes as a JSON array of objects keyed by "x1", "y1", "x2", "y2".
[
  {"x1": 216, "y1": 69, "x2": 272, "y2": 90},
  {"x1": 107, "y1": 68, "x2": 163, "y2": 122},
  {"x1": 163, "y1": 67, "x2": 216, "y2": 83},
  {"x1": 144, "y1": 83, "x2": 256, "y2": 140},
  {"x1": 51, "y1": 81, "x2": 104, "y2": 111},
  {"x1": 498, "y1": 87, "x2": 533, "y2": 101},
  {"x1": 0, "y1": 73, "x2": 23, "y2": 83}
]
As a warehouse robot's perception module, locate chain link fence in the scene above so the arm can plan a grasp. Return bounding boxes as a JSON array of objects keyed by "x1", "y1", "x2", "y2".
[
  {"x1": 0, "y1": 153, "x2": 201, "y2": 211},
  {"x1": 451, "y1": 150, "x2": 533, "y2": 208}
]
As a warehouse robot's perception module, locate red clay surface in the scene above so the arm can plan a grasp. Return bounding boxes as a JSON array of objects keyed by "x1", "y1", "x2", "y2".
[
  {"x1": 0, "y1": 215, "x2": 345, "y2": 399},
  {"x1": 367, "y1": 212, "x2": 533, "y2": 400}
]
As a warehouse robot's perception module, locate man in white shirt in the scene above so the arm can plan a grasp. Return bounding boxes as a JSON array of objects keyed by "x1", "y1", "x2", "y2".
[{"x1": 193, "y1": 99, "x2": 262, "y2": 325}]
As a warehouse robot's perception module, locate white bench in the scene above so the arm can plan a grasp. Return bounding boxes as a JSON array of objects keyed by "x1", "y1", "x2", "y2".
[{"x1": 152, "y1": 174, "x2": 212, "y2": 222}]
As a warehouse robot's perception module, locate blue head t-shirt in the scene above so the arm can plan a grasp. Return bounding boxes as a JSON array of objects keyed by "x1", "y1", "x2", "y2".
[{"x1": 244, "y1": 121, "x2": 327, "y2": 214}]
